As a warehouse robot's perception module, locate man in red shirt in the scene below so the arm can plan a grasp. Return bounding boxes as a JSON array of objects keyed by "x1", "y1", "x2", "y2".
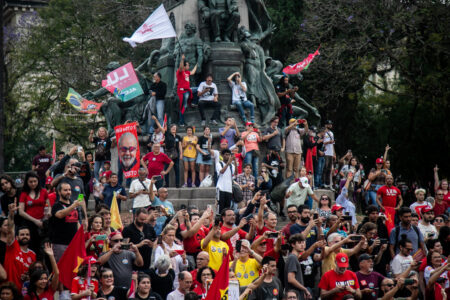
[
  {"x1": 180, "y1": 209, "x2": 212, "y2": 256},
  {"x1": 4, "y1": 203, "x2": 36, "y2": 290},
  {"x1": 141, "y1": 143, "x2": 174, "y2": 189},
  {"x1": 176, "y1": 54, "x2": 197, "y2": 126},
  {"x1": 376, "y1": 174, "x2": 403, "y2": 211},
  {"x1": 220, "y1": 209, "x2": 254, "y2": 259},
  {"x1": 282, "y1": 205, "x2": 298, "y2": 239},
  {"x1": 318, "y1": 252, "x2": 361, "y2": 300},
  {"x1": 190, "y1": 251, "x2": 209, "y2": 291},
  {"x1": 256, "y1": 196, "x2": 278, "y2": 252},
  {"x1": 434, "y1": 189, "x2": 449, "y2": 216}
]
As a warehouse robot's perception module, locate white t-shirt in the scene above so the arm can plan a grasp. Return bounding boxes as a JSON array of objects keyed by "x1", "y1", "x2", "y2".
[
  {"x1": 390, "y1": 254, "x2": 413, "y2": 275},
  {"x1": 198, "y1": 81, "x2": 218, "y2": 101},
  {"x1": 424, "y1": 265, "x2": 449, "y2": 288},
  {"x1": 216, "y1": 161, "x2": 235, "y2": 193},
  {"x1": 286, "y1": 182, "x2": 314, "y2": 207},
  {"x1": 167, "y1": 289, "x2": 185, "y2": 300},
  {"x1": 418, "y1": 222, "x2": 438, "y2": 240},
  {"x1": 323, "y1": 130, "x2": 334, "y2": 156},
  {"x1": 229, "y1": 81, "x2": 247, "y2": 102},
  {"x1": 409, "y1": 201, "x2": 433, "y2": 214},
  {"x1": 129, "y1": 178, "x2": 155, "y2": 208}
]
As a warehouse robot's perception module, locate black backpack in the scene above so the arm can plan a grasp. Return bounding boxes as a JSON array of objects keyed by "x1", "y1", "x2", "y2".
[{"x1": 393, "y1": 225, "x2": 421, "y2": 252}]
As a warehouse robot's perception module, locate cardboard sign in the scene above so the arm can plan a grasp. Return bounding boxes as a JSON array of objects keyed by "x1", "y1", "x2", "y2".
[{"x1": 114, "y1": 122, "x2": 140, "y2": 178}]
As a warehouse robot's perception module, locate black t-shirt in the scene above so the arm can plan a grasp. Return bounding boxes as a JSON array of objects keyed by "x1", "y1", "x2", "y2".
[
  {"x1": 164, "y1": 133, "x2": 181, "y2": 153},
  {"x1": 150, "y1": 81, "x2": 167, "y2": 101},
  {"x1": 50, "y1": 201, "x2": 79, "y2": 245},
  {"x1": 122, "y1": 223, "x2": 156, "y2": 270},
  {"x1": 149, "y1": 268, "x2": 175, "y2": 299},
  {"x1": 78, "y1": 162, "x2": 91, "y2": 185},
  {"x1": 97, "y1": 286, "x2": 128, "y2": 300},
  {"x1": 93, "y1": 136, "x2": 112, "y2": 161},
  {"x1": 275, "y1": 84, "x2": 291, "y2": 105},
  {"x1": 59, "y1": 176, "x2": 85, "y2": 202},
  {"x1": 248, "y1": 277, "x2": 283, "y2": 300},
  {"x1": 198, "y1": 136, "x2": 212, "y2": 151},
  {"x1": 0, "y1": 188, "x2": 21, "y2": 215},
  {"x1": 263, "y1": 153, "x2": 283, "y2": 181},
  {"x1": 135, "y1": 291, "x2": 163, "y2": 300}
]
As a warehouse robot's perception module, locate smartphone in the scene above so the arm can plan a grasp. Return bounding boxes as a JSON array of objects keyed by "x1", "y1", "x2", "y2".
[
  {"x1": 313, "y1": 213, "x2": 319, "y2": 220},
  {"x1": 379, "y1": 238, "x2": 388, "y2": 245},
  {"x1": 245, "y1": 214, "x2": 254, "y2": 221},
  {"x1": 214, "y1": 216, "x2": 221, "y2": 227},
  {"x1": 157, "y1": 236, "x2": 162, "y2": 245},
  {"x1": 267, "y1": 232, "x2": 278, "y2": 238},
  {"x1": 120, "y1": 244, "x2": 131, "y2": 250},
  {"x1": 298, "y1": 119, "x2": 305, "y2": 124},
  {"x1": 343, "y1": 215, "x2": 353, "y2": 221},
  {"x1": 350, "y1": 235, "x2": 363, "y2": 242},
  {"x1": 77, "y1": 146, "x2": 83, "y2": 153},
  {"x1": 95, "y1": 234, "x2": 107, "y2": 241},
  {"x1": 404, "y1": 278, "x2": 415, "y2": 285},
  {"x1": 153, "y1": 175, "x2": 162, "y2": 181},
  {"x1": 77, "y1": 194, "x2": 84, "y2": 202},
  {"x1": 235, "y1": 240, "x2": 242, "y2": 253}
]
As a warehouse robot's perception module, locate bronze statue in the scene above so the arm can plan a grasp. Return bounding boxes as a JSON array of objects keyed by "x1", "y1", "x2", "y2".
[
  {"x1": 198, "y1": 0, "x2": 240, "y2": 42},
  {"x1": 238, "y1": 26, "x2": 279, "y2": 124},
  {"x1": 83, "y1": 62, "x2": 151, "y2": 134},
  {"x1": 174, "y1": 23, "x2": 205, "y2": 74}
]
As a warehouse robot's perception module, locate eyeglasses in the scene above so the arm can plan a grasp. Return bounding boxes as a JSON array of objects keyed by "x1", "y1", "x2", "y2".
[
  {"x1": 261, "y1": 171, "x2": 267, "y2": 173},
  {"x1": 111, "y1": 239, "x2": 123, "y2": 243},
  {"x1": 321, "y1": 197, "x2": 329, "y2": 200},
  {"x1": 383, "y1": 283, "x2": 394, "y2": 287},
  {"x1": 435, "y1": 219, "x2": 444, "y2": 222},
  {"x1": 120, "y1": 146, "x2": 136, "y2": 153},
  {"x1": 287, "y1": 211, "x2": 297, "y2": 214},
  {"x1": 102, "y1": 274, "x2": 114, "y2": 279}
]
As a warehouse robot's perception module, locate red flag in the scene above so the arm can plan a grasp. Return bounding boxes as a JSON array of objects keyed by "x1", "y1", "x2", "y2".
[
  {"x1": 128, "y1": 273, "x2": 136, "y2": 298},
  {"x1": 205, "y1": 253, "x2": 229, "y2": 300},
  {"x1": 282, "y1": 46, "x2": 320, "y2": 74},
  {"x1": 57, "y1": 226, "x2": 87, "y2": 288},
  {"x1": 52, "y1": 139, "x2": 56, "y2": 164},
  {"x1": 384, "y1": 207, "x2": 396, "y2": 235},
  {"x1": 163, "y1": 113, "x2": 167, "y2": 132}
]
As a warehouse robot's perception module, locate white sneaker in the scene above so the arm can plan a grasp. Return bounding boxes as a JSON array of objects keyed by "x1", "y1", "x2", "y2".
[{"x1": 201, "y1": 120, "x2": 206, "y2": 126}]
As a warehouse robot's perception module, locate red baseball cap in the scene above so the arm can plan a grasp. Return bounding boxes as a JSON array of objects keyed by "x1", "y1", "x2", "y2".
[
  {"x1": 245, "y1": 121, "x2": 254, "y2": 126},
  {"x1": 336, "y1": 252, "x2": 349, "y2": 268},
  {"x1": 83, "y1": 256, "x2": 98, "y2": 265},
  {"x1": 331, "y1": 204, "x2": 344, "y2": 213},
  {"x1": 45, "y1": 176, "x2": 53, "y2": 185},
  {"x1": 376, "y1": 158, "x2": 384, "y2": 164},
  {"x1": 220, "y1": 138, "x2": 228, "y2": 145},
  {"x1": 421, "y1": 206, "x2": 433, "y2": 214},
  {"x1": 254, "y1": 235, "x2": 267, "y2": 244}
]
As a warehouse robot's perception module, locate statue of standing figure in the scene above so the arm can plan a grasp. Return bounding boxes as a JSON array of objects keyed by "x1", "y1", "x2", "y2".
[
  {"x1": 174, "y1": 23, "x2": 205, "y2": 75},
  {"x1": 238, "y1": 26, "x2": 279, "y2": 125},
  {"x1": 198, "y1": 0, "x2": 240, "y2": 42}
]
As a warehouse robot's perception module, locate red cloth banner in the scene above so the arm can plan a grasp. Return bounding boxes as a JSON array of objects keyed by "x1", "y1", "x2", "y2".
[
  {"x1": 282, "y1": 47, "x2": 320, "y2": 75},
  {"x1": 384, "y1": 206, "x2": 396, "y2": 235},
  {"x1": 57, "y1": 226, "x2": 87, "y2": 288},
  {"x1": 205, "y1": 253, "x2": 230, "y2": 300},
  {"x1": 114, "y1": 122, "x2": 140, "y2": 178}
]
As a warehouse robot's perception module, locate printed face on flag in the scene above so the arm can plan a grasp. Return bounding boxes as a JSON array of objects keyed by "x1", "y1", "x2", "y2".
[{"x1": 115, "y1": 123, "x2": 140, "y2": 178}]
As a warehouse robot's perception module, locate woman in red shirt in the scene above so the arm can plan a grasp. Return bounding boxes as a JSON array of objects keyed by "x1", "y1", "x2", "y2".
[
  {"x1": 19, "y1": 172, "x2": 50, "y2": 252},
  {"x1": 23, "y1": 243, "x2": 59, "y2": 300},
  {"x1": 84, "y1": 215, "x2": 107, "y2": 259},
  {"x1": 193, "y1": 267, "x2": 215, "y2": 299}
]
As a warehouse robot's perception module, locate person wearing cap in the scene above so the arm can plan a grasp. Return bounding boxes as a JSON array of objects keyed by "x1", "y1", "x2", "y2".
[
  {"x1": 322, "y1": 120, "x2": 335, "y2": 190},
  {"x1": 71, "y1": 256, "x2": 99, "y2": 300},
  {"x1": 241, "y1": 121, "x2": 262, "y2": 179},
  {"x1": 262, "y1": 116, "x2": 284, "y2": 152},
  {"x1": 356, "y1": 254, "x2": 384, "y2": 300},
  {"x1": 324, "y1": 206, "x2": 349, "y2": 237},
  {"x1": 418, "y1": 206, "x2": 437, "y2": 240},
  {"x1": 227, "y1": 72, "x2": 254, "y2": 123},
  {"x1": 219, "y1": 117, "x2": 240, "y2": 148},
  {"x1": 318, "y1": 252, "x2": 361, "y2": 299},
  {"x1": 322, "y1": 233, "x2": 365, "y2": 274},
  {"x1": 409, "y1": 188, "x2": 433, "y2": 216},
  {"x1": 367, "y1": 157, "x2": 389, "y2": 207},
  {"x1": 285, "y1": 176, "x2": 318, "y2": 208},
  {"x1": 284, "y1": 118, "x2": 308, "y2": 179},
  {"x1": 376, "y1": 174, "x2": 403, "y2": 212}
]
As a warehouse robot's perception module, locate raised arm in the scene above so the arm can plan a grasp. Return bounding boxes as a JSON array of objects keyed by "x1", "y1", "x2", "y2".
[
  {"x1": 221, "y1": 218, "x2": 247, "y2": 241},
  {"x1": 434, "y1": 165, "x2": 440, "y2": 191},
  {"x1": 44, "y1": 242, "x2": 60, "y2": 291},
  {"x1": 201, "y1": 225, "x2": 218, "y2": 250},
  {"x1": 180, "y1": 208, "x2": 212, "y2": 239},
  {"x1": 191, "y1": 64, "x2": 198, "y2": 75},
  {"x1": 6, "y1": 203, "x2": 17, "y2": 245},
  {"x1": 178, "y1": 54, "x2": 185, "y2": 71}
]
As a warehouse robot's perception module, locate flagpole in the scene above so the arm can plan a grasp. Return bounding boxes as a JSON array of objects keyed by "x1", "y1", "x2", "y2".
[{"x1": 87, "y1": 259, "x2": 91, "y2": 300}]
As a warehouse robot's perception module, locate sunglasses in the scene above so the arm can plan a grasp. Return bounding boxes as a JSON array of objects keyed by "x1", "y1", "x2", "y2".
[
  {"x1": 111, "y1": 239, "x2": 123, "y2": 243},
  {"x1": 120, "y1": 146, "x2": 136, "y2": 153},
  {"x1": 384, "y1": 284, "x2": 394, "y2": 287},
  {"x1": 436, "y1": 193, "x2": 444, "y2": 196},
  {"x1": 102, "y1": 274, "x2": 113, "y2": 279}
]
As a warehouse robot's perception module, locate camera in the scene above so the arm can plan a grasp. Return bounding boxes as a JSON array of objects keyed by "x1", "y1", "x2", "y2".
[
  {"x1": 404, "y1": 278, "x2": 415, "y2": 285},
  {"x1": 379, "y1": 238, "x2": 388, "y2": 245},
  {"x1": 267, "y1": 232, "x2": 278, "y2": 238},
  {"x1": 235, "y1": 240, "x2": 242, "y2": 252},
  {"x1": 343, "y1": 215, "x2": 353, "y2": 221},
  {"x1": 120, "y1": 244, "x2": 131, "y2": 250},
  {"x1": 350, "y1": 235, "x2": 363, "y2": 242},
  {"x1": 298, "y1": 119, "x2": 305, "y2": 125}
]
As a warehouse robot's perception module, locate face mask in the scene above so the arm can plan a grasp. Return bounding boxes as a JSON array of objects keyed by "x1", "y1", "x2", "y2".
[{"x1": 301, "y1": 217, "x2": 310, "y2": 224}]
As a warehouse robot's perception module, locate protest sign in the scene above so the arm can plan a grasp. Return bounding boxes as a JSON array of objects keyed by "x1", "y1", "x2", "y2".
[
  {"x1": 114, "y1": 122, "x2": 140, "y2": 178},
  {"x1": 102, "y1": 62, "x2": 144, "y2": 102}
]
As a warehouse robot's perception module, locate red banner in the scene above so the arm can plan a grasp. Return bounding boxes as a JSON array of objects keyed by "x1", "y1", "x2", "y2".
[
  {"x1": 384, "y1": 206, "x2": 396, "y2": 235},
  {"x1": 58, "y1": 226, "x2": 86, "y2": 288},
  {"x1": 282, "y1": 47, "x2": 320, "y2": 74},
  {"x1": 114, "y1": 122, "x2": 140, "y2": 178}
]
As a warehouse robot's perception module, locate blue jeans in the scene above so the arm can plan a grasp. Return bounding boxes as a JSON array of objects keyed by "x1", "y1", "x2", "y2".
[
  {"x1": 314, "y1": 156, "x2": 325, "y2": 188},
  {"x1": 233, "y1": 100, "x2": 254, "y2": 122},
  {"x1": 148, "y1": 100, "x2": 165, "y2": 134},
  {"x1": 94, "y1": 160, "x2": 105, "y2": 180},
  {"x1": 244, "y1": 150, "x2": 259, "y2": 179},
  {"x1": 179, "y1": 92, "x2": 189, "y2": 125},
  {"x1": 367, "y1": 184, "x2": 383, "y2": 207}
]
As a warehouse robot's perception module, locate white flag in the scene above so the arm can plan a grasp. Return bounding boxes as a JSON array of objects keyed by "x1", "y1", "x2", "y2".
[{"x1": 123, "y1": 4, "x2": 176, "y2": 48}]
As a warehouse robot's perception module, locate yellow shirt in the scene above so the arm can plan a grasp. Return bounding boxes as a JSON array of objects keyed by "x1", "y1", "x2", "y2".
[
  {"x1": 230, "y1": 258, "x2": 261, "y2": 287},
  {"x1": 322, "y1": 247, "x2": 351, "y2": 274},
  {"x1": 183, "y1": 136, "x2": 197, "y2": 158},
  {"x1": 201, "y1": 239, "x2": 229, "y2": 272}
]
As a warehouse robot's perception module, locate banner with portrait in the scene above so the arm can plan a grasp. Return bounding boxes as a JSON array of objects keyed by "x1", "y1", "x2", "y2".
[{"x1": 114, "y1": 122, "x2": 140, "y2": 178}]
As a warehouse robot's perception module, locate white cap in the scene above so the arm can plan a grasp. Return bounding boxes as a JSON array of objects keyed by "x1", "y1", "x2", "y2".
[{"x1": 299, "y1": 177, "x2": 310, "y2": 188}]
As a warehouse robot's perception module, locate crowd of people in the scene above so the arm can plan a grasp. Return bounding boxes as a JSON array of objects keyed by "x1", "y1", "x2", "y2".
[{"x1": 0, "y1": 61, "x2": 449, "y2": 300}]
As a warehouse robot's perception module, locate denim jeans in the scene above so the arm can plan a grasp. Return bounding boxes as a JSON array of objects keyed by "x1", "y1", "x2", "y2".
[
  {"x1": 233, "y1": 100, "x2": 254, "y2": 122},
  {"x1": 314, "y1": 156, "x2": 325, "y2": 187},
  {"x1": 148, "y1": 100, "x2": 165, "y2": 134},
  {"x1": 94, "y1": 160, "x2": 105, "y2": 180},
  {"x1": 244, "y1": 150, "x2": 259, "y2": 179},
  {"x1": 367, "y1": 184, "x2": 383, "y2": 207},
  {"x1": 165, "y1": 158, "x2": 180, "y2": 187},
  {"x1": 179, "y1": 92, "x2": 190, "y2": 125}
]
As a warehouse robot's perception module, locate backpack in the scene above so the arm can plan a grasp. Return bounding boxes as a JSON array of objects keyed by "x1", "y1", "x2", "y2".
[
  {"x1": 394, "y1": 225, "x2": 421, "y2": 251},
  {"x1": 95, "y1": 141, "x2": 107, "y2": 159}
]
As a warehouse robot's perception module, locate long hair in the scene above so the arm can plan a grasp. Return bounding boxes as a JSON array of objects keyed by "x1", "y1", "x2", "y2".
[
  {"x1": 0, "y1": 174, "x2": 15, "y2": 193},
  {"x1": 28, "y1": 270, "x2": 49, "y2": 300},
  {"x1": 22, "y1": 171, "x2": 41, "y2": 194}
]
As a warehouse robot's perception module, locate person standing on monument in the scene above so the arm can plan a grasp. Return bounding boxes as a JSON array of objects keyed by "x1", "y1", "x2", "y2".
[
  {"x1": 227, "y1": 72, "x2": 254, "y2": 123},
  {"x1": 275, "y1": 76, "x2": 298, "y2": 128},
  {"x1": 197, "y1": 74, "x2": 221, "y2": 126},
  {"x1": 148, "y1": 72, "x2": 167, "y2": 135},
  {"x1": 177, "y1": 54, "x2": 197, "y2": 127}
]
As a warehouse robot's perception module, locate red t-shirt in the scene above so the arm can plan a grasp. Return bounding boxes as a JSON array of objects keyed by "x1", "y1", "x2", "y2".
[
  {"x1": 19, "y1": 190, "x2": 48, "y2": 220},
  {"x1": 4, "y1": 240, "x2": 36, "y2": 290},
  {"x1": 377, "y1": 185, "x2": 401, "y2": 208},
  {"x1": 434, "y1": 201, "x2": 449, "y2": 217},
  {"x1": 70, "y1": 276, "x2": 99, "y2": 300},
  {"x1": 180, "y1": 224, "x2": 209, "y2": 254},
  {"x1": 444, "y1": 192, "x2": 450, "y2": 203},
  {"x1": 220, "y1": 225, "x2": 247, "y2": 260},
  {"x1": 48, "y1": 192, "x2": 56, "y2": 207},
  {"x1": 24, "y1": 287, "x2": 55, "y2": 300},
  {"x1": 143, "y1": 152, "x2": 172, "y2": 179},
  {"x1": 256, "y1": 226, "x2": 276, "y2": 253},
  {"x1": 234, "y1": 153, "x2": 244, "y2": 174},
  {"x1": 190, "y1": 268, "x2": 200, "y2": 290},
  {"x1": 282, "y1": 223, "x2": 294, "y2": 240},
  {"x1": 318, "y1": 269, "x2": 360, "y2": 300},
  {"x1": 84, "y1": 231, "x2": 106, "y2": 259},
  {"x1": 176, "y1": 69, "x2": 191, "y2": 90},
  {"x1": 101, "y1": 170, "x2": 112, "y2": 180}
]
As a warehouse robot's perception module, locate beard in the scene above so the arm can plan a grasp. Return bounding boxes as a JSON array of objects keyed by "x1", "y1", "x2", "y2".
[
  {"x1": 301, "y1": 217, "x2": 310, "y2": 224},
  {"x1": 135, "y1": 220, "x2": 144, "y2": 227},
  {"x1": 18, "y1": 238, "x2": 29, "y2": 246},
  {"x1": 122, "y1": 154, "x2": 136, "y2": 168}
]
